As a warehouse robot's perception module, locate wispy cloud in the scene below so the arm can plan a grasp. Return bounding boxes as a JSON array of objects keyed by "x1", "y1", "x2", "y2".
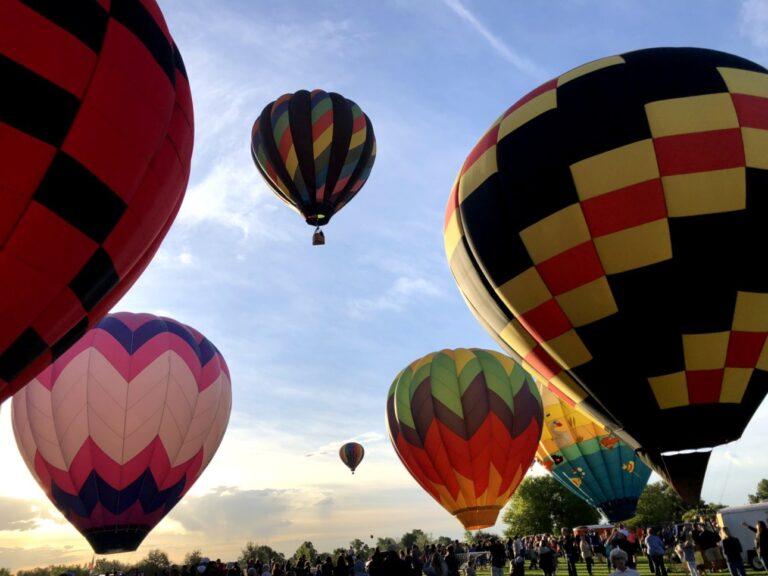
[
  {"x1": 740, "y1": 0, "x2": 768, "y2": 47},
  {"x1": 347, "y1": 276, "x2": 443, "y2": 319},
  {"x1": 305, "y1": 432, "x2": 386, "y2": 458},
  {"x1": 441, "y1": 0, "x2": 544, "y2": 79}
]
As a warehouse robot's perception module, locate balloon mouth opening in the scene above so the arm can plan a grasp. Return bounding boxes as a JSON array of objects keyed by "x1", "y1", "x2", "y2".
[
  {"x1": 454, "y1": 506, "x2": 501, "y2": 530},
  {"x1": 83, "y1": 525, "x2": 150, "y2": 554}
]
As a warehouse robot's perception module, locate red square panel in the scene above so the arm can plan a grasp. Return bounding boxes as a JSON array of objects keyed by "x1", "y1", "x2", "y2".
[
  {"x1": 536, "y1": 241, "x2": 604, "y2": 296},
  {"x1": 0, "y1": 125, "x2": 57, "y2": 242},
  {"x1": 518, "y1": 299, "x2": 572, "y2": 342},
  {"x1": 5, "y1": 203, "x2": 98, "y2": 285},
  {"x1": 726, "y1": 331, "x2": 768, "y2": 368},
  {"x1": 731, "y1": 94, "x2": 768, "y2": 130},
  {"x1": 581, "y1": 178, "x2": 667, "y2": 238},
  {"x1": 0, "y1": 0, "x2": 97, "y2": 97},
  {"x1": 525, "y1": 347, "x2": 563, "y2": 380},
  {"x1": 654, "y1": 128, "x2": 744, "y2": 176},
  {"x1": 0, "y1": 252, "x2": 60, "y2": 350},
  {"x1": 686, "y1": 369, "x2": 724, "y2": 404},
  {"x1": 32, "y1": 290, "x2": 86, "y2": 346}
]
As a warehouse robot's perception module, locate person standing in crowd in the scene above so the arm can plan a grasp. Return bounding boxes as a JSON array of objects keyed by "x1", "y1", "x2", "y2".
[
  {"x1": 645, "y1": 527, "x2": 668, "y2": 576},
  {"x1": 560, "y1": 527, "x2": 578, "y2": 576},
  {"x1": 319, "y1": 557, "x2": 333, "y2": 576},
  {"x1": 720, "y1": 527, "x2": 746, "y2": 576},
  {"x1": 743, "y1": 520, "x2": 768, "y2": 572},
  {"x1": 512, "y1": 535, "x2": 526, "y2": 576},
  {"x1": 677, "y1": 535, "x2": 699, "y2": 576},
  {"x1": 444, "y1": 546, "x2": 460, "y2": 576},
  {"x1": 489, "y1": 538, "x2": 507, "y2": 576},
  {"x1": 609, "y1": 549, "x2": 639, "y2": 576},
  {"x1": 538, "y1": 537, "x2": 556, "y2": 576},
  {"x1": 697, "y1": 524, "x2": 722, "y2": 573},
  {"x1": 580, "y1": 533, "x2": 594, "y2": 576},
  {"x1": 466, "y1": 557, "x2": 477, "y2": 576}
]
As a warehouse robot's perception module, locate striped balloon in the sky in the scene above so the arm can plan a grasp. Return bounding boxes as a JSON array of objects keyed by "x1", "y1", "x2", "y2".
[
  {"x1": 12, "y1": 312, "x2": 231, "y2": 554},
  {"x1": 251, "y1": 89, "x2": 376, "y2": 243}
]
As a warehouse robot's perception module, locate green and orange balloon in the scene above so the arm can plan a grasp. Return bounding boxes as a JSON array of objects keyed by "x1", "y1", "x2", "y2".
[{"x1": 386, "y1": 349, "x2": 543, "y2": 530}]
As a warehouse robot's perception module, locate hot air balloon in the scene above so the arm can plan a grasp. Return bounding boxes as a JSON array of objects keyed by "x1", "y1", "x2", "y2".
[
  {"x1": 444, "y1": 47, "x2": 768, "y2": 502},
  {"x1": 339, "y1": 442, "x2": 365, "y2": 474},
  {"x1": 0, "y1": 1, "x2": 193, "y2": 404},
  {"x1": 386, "y1": 349, "x2": 543, "y2": 530},
  {"x1": 536, "y1": 384, "x2": 651, "y2": 521},
  {"x1": 12, "y1": 313, "x2": 231, "y2": 554},
  {"x1": 250, "y1": 90, "x2": 376, "y2": 244}
]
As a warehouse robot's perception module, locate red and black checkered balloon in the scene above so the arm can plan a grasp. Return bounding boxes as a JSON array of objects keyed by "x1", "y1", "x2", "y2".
[
  {"x1": 0, "y1": 0, "x2": 194, "y2": 402},
  {"x1": 445, "y1": 47, "x2": 768, "y2": 502}
]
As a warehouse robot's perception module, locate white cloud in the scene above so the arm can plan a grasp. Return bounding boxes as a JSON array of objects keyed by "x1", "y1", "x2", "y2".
[
  {"x1": 178, "y1": 157, "x2": 278, "y2": 238},
  {"x1": 347, "y1": 276, "x2": 444, "y2": 319},
  {"x1": 740, "y1": 0, "x2": 768, "y2": 47},
  {"x1": 305, "y1": 432, "x2": 386, "y2": 458},
  {"x1": 441, "y1": 0, "x2": 545, "y2": 79}
]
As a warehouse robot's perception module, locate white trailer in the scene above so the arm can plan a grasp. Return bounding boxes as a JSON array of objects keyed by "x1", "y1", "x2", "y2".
[{"x1": 716, "y1": 502, "x2": 768, "y2": 569}]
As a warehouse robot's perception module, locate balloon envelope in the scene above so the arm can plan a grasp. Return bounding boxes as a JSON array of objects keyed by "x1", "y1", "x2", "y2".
[
  {"x1": 444, "y1": 47, "x2": 768, "y2": 502},
  {"x1": 0, "y1": 1, "x2": 193, "y2": 403},
  {"x1": 339, "y1": 442, "x2": 365, "y2": 473},
  {"x1": 12, "y1": 313, "x2": 231, "y2": 554},
  {"x1": 251, "y1": 89, "x2": 376, "y2": 228},
  {"x1": 386, "y1": 348, "x2": 542, "y2": 530},
  {"x1": 536, "y1": 384, "x2": 651, "y2": 521}
]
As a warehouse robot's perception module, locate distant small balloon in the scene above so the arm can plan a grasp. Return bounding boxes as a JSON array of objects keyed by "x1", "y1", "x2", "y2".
[{"x1": 339, "y1": 442, "x2": 365, "y2": 474}]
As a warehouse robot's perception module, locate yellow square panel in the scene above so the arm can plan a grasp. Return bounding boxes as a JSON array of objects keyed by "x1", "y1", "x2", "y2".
[
  {"x1": 718, "y1": 67, "x2": 768, "y2": 98},
  {"x1": 741, "y1": 127, "x2": 768, "y2": 169},
  {"x1": 549, "y1": 371, "x2": 588, "y2": 403},
  {"x1": 757, "y1": 340, "x2": 768, "y2": 371},
  {"x1": 720, "y1": 367, "x2": 753, "y2": 403},
  {"x1": 458, "y1": 144, "x2": 497, "y2": 203},
  {"x1": 542, "y1": 329, "x2": 592, "y2": 370},
  {"x1": 497, "y1": 268, "x2": 552, "y2": 315},
  {"x1": 593, "y1": 218, "x2": 672, "y2": 275},
  {"x1": 520, "y1": 204, "x2": 591, "y2": 263},
  {"x1": 558, "y1": 55, "x2": 626, "y2": 86},
  {"x1": 733, "y1": 291, "x2": 768, "y2": 331},
  {"x1": 498, "y1": 90, "x2": 557, "y2": 140},
  {"x1": 500, "y1": 319, "x2": 538, "y2": 358},
  {"x1": 570, "y1": 139, "x2": 659, "y2": 200},
  {"x1": 663, "y1": 167, "x2": 746, "y2": 217},
  {"x1": 645, "y1": 93, "x2": 739, "y2": 138},
  {"x1": 556, "y1": 277, "x2": 618, "y2": 327},
  {"x1": 648, "y1": 372, "x2": 689, "y2": 409},
  {"x1": 444, "y1": 209, "x2": 463, "y2": 260},
  {"x1": 683, "y1": 331, "x2": 730, "y2": 370}
]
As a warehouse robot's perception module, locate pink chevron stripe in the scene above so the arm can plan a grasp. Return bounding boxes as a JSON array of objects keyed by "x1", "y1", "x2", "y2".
[
  {"x1": 35, "y1": 436, "x2": 206, "y2": 492},
  {"x1": 41, "y1": 329, "x2": 225, "y2": 391}
]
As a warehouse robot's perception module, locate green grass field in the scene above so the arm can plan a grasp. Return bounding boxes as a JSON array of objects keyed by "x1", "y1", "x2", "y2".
[{"x1": 473, "y1": 560, "x2": 767, "y2": 576}]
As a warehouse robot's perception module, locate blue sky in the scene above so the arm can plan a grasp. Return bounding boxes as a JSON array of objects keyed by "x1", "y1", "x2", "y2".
[{"x1": 3, "y1": 0, "x2": 768, "y2": 569}]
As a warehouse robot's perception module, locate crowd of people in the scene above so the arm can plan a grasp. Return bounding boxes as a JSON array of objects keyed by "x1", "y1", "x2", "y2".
[
  {"x1": 113, "y1": 520, "x2": 767, "y2": 576},
  {"x1": 503, "y1": 520, "x2": 768, "y2": 576}
]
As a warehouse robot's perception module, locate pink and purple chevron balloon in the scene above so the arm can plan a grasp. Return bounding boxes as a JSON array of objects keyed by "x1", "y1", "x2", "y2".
[{"x1": 12, "y1": 312, "x2": 232, "y2": 554}]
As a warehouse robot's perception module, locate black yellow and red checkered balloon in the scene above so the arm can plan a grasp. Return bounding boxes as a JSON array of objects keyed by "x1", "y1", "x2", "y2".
[{"x1": 444, "y1": 47, "x2": 768, "y2": 502}]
